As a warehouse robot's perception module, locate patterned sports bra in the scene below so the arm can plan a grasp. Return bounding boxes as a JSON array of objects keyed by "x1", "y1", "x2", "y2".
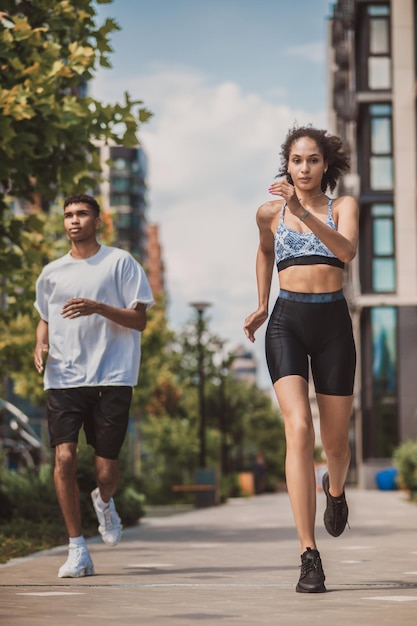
[{"x1": 274, "y1": 197, "x2": 344, "y2": 272}]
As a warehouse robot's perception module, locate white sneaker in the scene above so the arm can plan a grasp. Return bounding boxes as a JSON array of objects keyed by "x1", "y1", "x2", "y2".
[
  {"x1": 91, "y1": 487, "x2": 122, "y2": 546},
  {"x1": 58, "y1": 547, "x2": 95, "y2": 578}
]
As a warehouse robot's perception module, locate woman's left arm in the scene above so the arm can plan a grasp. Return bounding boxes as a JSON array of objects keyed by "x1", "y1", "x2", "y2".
[{"x1": 300, "y1": 196, "x2": 359, "y2": 263}]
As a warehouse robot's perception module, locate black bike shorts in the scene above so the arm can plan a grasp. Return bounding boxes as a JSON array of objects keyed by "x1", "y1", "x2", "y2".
[
  {"x1": 265, "y1": 289, "x2": 356, "y2": 396},
  {"x1": 46, "y1": 386, "x2": 132, "y2": 459}
]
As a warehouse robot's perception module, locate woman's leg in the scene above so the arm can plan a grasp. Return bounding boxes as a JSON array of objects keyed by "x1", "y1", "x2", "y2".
[
  {"x1": 317, "y1": 394, "x2": 353, "y2": 496},
  {"x1": 274, "y1": 375, "x2": 317, "y2": 553}
]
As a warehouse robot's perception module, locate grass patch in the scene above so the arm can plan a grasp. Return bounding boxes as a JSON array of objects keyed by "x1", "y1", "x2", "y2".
[{"x1": 0, "y1": 518, "x2": 99, "y2": 564}]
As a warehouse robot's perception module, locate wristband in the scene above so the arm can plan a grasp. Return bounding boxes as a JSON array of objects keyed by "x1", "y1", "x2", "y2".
[{"x1": 299, "y1": 209, "x2": 310, "y2": 222}]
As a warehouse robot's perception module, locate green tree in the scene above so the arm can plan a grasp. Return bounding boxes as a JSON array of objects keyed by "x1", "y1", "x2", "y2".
[
  {"x1": 206, "y1": 376, "x2": 286, "y2": 486},
  {"x1": 0, "y1": 0, "x2": 151, "y2": 387},
  {"x1": 0, "y1": 0, "x2": 151, "y2": 201},
  {"x1": 136, "y1": 311, "x2": 286, "y2": 501},
  {"x1": 132, "y1": 295, "x2": 183, "y2": 418}
]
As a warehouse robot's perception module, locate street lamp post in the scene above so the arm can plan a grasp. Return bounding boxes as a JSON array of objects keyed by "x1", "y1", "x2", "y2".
[{"x1": 189, "y1": 301, "x2": 212, "y2": 469}]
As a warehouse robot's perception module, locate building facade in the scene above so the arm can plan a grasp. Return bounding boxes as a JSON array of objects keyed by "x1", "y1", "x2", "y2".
[
  {"x1": 147, "y1": 223, "x2": 165, "y2": 297},
  {"x1": 99, "y1": 144, "x2": 149, "y2": 261},
  {"x1": 329, "y1": 0, "x2": 417, "y2": 486}
]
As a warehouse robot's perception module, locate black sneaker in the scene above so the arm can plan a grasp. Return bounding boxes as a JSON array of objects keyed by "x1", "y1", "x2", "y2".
[
  {"x1": 322, "y1": 471, "x2": 349, "y2": 537},
  {"x1": 296, "y1": 547, "x2": 326, "y2": 593}
]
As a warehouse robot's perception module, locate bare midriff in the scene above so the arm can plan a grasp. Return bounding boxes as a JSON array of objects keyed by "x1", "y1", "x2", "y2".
[{"x1": 278, "y1": 264, "x2": 344, "y2": 294}]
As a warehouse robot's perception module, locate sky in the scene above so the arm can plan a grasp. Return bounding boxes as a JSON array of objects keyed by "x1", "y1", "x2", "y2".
[{"x1": 92, "y1": 0, "x2": 335, "y2": 388}]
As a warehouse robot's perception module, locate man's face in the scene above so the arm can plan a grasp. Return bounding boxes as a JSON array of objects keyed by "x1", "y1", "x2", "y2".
[{"x1": 63, "y1": 203, "x2": 101, "y2": 243}]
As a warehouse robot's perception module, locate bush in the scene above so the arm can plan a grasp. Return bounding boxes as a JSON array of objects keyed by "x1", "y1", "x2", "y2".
[
  {"x1": 116, "y1": 486, "x2": 146, "y2": 524},
  {"x1": 0, "y1": 463, "x2": 60, "y2": 524},
  {"x1": 140, "y1": 415, "x2": 200, "y2": 504},
  {"x1": 0, "y1": 433, "x2": 146, "y2": 563},
  {"x1": 220, "y1": 473, "x2": 243, "y2": 501},
  {"x1": 393, "y1": 439, "x2": 417, "y2": 500}
]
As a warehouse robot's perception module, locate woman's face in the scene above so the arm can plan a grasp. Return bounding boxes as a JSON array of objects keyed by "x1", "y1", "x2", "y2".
[{"x1": 287, "y1": 136, "x2": 327, "y2": 191}]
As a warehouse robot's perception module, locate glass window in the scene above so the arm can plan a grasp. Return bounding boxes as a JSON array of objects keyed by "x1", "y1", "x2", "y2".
[
  {"x1": 369, "y1": 104, "x2": 392, "y2": 116},
  {"x1": 369, "y1": 305, "x2": 398, "y2": 458},
  {"x1": 368, "y1": 105, "x2": 393, "y2": 191},
  {"x1": 110, "y1": 194, "x2": 130, "y2": 206},
  {"x1": 365, "y1": 5, "x2": 391, "y2": 91},
  {"x1": 370, "y1": 156, "x2": 393, "y2": 189},
  {"x1": 113, "y1": 158, "x2": 129, "y2": 172},
  {"x1": 370, "y1": 18, "x2": 389, "y2": 54},
  {"x1": 371, "y1": 307, "x2": 397, "y2": 394},
  {"x1": 368, "y1": 6, "x2": 390, "y2": 16},
  {"x1": 373, "y1": 219, "x2": 393, "y2": 255},
  {"x1": 371, "y1": 203, "x2": 394, "y2": 217},
  {"x1": 114, "y1": 213, "x2": 132, "y2": 229},
  {"x1": 370, "y1": 203, "x2": 395, "y2": 293},
  {"x1": 371, "y1": 117, "x2": 391, "y2": 153},
  {"x1": 111, "y1": 177, "x2": 130, "y2": 192},
  {"x1": 368, "y1": 57, "x2": 391, "y2": 89},
  {"x1": 372, "y1": 259, "x2": 395, "y2": 291}
]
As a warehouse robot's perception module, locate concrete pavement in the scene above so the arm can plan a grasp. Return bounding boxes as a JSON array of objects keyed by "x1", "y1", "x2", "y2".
[{"x1": 1, "y1": 487, "x2": 417, "y2": 625}]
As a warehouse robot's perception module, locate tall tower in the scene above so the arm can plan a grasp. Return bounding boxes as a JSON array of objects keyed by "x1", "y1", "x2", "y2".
[{"x1": 99, "y1": 143, "x2": 149, "y2": 262}]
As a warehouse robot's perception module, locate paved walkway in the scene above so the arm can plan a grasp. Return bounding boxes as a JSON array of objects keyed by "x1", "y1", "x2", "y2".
[{"x1": 1, "y1": 487, "x2": 417, "y2": 625}]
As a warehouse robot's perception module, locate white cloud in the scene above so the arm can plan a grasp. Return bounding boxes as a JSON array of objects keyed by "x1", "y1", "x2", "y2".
[{"x1": 92, "y1": 68, "x2": 326, "y2": 387}]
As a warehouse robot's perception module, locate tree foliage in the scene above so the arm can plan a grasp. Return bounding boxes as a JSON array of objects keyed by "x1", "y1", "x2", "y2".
[
  {"x1": 0, "y1": 0, "x2": 151, "y2": 202},
  {"x1": 0, "y1": 0, "x2": 152, "y2": 357},
  {"x1": 136, "y1": 313, "x2": 286, "y2": 502}
]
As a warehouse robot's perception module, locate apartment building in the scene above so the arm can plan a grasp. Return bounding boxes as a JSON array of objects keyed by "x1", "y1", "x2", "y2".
[
  {"x1": 329, "y1": 0, "x2": 417, "y2": 486},
  {"x1": 99, "y1": 144, "x2": 149, "y2": 260},
  {"x1": 98, "y1": 143, "x2": 165, "y2": 296}
]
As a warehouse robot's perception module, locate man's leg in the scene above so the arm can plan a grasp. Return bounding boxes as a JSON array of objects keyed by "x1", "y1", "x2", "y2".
[
  {"x1": 90, "y1": 386, "x2": 131, "y2": 545},
  {"x1": 54, "y1": 442, "x2": 94, "y2": 578},
  {"x1": 95, "y1": 455, "x2": 120, "y2": 501},
  {"x1": 91, "y1": 455, "x2": 122, "y2": 546},
  {"x1": 54, "y1": 442, "x2": 81, "y2": 537}
]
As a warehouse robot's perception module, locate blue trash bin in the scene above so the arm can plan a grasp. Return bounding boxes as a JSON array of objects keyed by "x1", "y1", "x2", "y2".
[{"x1": 375, "y1": 467, "x2": 398, "y2": 490}]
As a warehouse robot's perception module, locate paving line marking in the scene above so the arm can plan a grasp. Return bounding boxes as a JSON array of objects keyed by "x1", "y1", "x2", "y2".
[
  {"x1": 187, "y1": 541, "x2": 227, "y2": 549},
  {"x1": 126, "y1": 563, "x2": 174, "y2": 568},
  {"x1": 363, "y1": 596, "x2": 417, "y2": 603},
  {"x1": 17, "y1": 592, "x2": 85, "y2": 596}
]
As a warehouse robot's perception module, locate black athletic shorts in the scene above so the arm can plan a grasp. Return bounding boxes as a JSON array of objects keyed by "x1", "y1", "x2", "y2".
[
  {"x1": 46, "y1": 386, "x2": 133, "y2": 460},
  {"x1": 265, "y1": 289, "x2": 356, "y2": 396}
]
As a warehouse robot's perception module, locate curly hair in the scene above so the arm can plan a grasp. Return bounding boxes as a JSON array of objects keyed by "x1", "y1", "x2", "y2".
[
  {"x1": 63, "y1": 194, "x2": 100, "y2": 216},
  {"x1": 277, "y1": 124, "x2": 351, "y2": 192}
]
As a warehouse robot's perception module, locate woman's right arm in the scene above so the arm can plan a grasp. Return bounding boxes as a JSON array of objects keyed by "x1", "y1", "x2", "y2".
[
  {"x1": 243, "y1": 203, "x2": 276, "y2": 343},
  {"x1": 34, "y1": 319, "x2": 49, "y2": 374}
]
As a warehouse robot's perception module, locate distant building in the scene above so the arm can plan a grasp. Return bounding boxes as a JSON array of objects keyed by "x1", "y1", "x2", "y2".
[
  {"x1": 98, "y1": 144, "x2": 149, "y2": 262},
  {"x1": 147, "y1": 223, "x2": 165, "y2": 297},
  {"x1": 98, "y1": 143, "x2": 166, "y2": 297},
  {"x1": 328, "y1": 0, "x2": 417, "y2": 487},
  {"x1": 230, "y1": 345, "x2": 257, "y2": 385}
]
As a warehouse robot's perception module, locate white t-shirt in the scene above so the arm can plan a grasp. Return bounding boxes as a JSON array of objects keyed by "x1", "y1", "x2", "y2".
[{"x1": 34, "y1": 245, "x2": 155, "y2": 390}]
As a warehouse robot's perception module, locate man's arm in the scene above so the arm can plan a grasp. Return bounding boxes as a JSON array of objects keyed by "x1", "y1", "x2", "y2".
[
  {"x1": 61, "y1": 299, "x2": 147, "y2": 331},
  {"x1": 34, "y1": 319, "x2": 49, "y2": 374}
]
